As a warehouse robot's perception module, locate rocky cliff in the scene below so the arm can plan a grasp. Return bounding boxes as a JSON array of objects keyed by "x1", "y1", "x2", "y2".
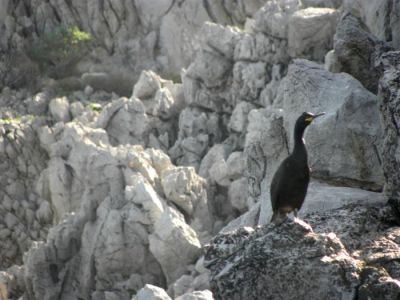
[{"x1": 1, "y1": 0, "x2": 400, "y2": 299}]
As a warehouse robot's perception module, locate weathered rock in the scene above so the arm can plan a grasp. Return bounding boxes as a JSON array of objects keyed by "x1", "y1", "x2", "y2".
[
  {"x1": 161, "y1": 166, "x2": 213, "y2": 235},
  {"x1": 301, "y1": 0, "x2": 342, "y2": 8},
  {"x1": 228, "y1": 178, "x2": 248, "y2": 212},
  {"x1": 205, "y1": 219, "x2": 360, "y2": 299},
  {"x1": 376, "y1": 51, "x2": 400, "y2": 220},
  {"x1": 274, "y1": 59, "x2": 384, "y2": 190},
  {"x1": 199, "y1": 22, "x2": 242, "y2": 59},
  {"x1": 288, "y1": 8, "x2": 339, "y2": 61},
  {"x1": 0, "y1": 120, "x2": 49, "y2": 269},
  {"x1": 26, "y1": 91, "x2": 52, "y2": 116},
  {"x1": 343, "y1": 0, "x2": 400, "y2": 49},
  {"x1": 96, "y1": 97, "x2": 151, "y2": 146},
  {"x1": 133, "y1": 284, "x2": 172, "y2": 300},
  {"x1": 176, "y1": 290, "x2": 214, "y2": 300},
  {"x1": 169, "y1": 107, "x2": 222, "y2": 170},
  {"x1": 228, "y1": 102, "x2": 256, "y2": 133},
  {"x1": 133, "y1": 70, "x2": 162, "y2": 100},
  {"x1": 149, "y1": 208, "x2": 202, "y2": 285},
  {"x1": 254, "y1": 0, "x2": 301, "y2": 38},
  {"x1": 333, "y1": 13, "x2": 388, "y2": 93},
  {"x1": 49, "y1": 97, "x2": 71, "y2": 123}
]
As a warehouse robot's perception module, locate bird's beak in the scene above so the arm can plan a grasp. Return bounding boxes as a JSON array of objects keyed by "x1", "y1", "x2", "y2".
[{"x1": 313, "y1": 112, "x2": 325, "y2": 119}]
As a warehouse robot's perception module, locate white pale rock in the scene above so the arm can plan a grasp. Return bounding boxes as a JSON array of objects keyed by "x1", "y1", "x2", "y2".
[
  {"x1": 229, "y1": 178, "x2": 248, "y2": 212},
  {"x1": 133, "y1": 284, "x2": 172, "y2": 300},
  {"x1": 49, "y1": 97, "x2": 71, "y2": 123},
  {"x1": 254, "y1": 0, "x2": 300, "y2": 38},
  {"x1": 149, "y1": 208, "x2": 202, "y2": 284},
  {"x1": 199, "y1": 22, "x2": 242, "y2": 59},
  {"x1": 229, "y1": 102, "x2": 256, "y2": 133},
  {"x1": 161, "y1": 167, "x2": 204, "y2": 215},
  {"x1": 133, "y1": 70, "x2": 162, "y2": 100},
  {"x1": 176, "y1": 290, "x2": 214, "y2": 300},
  {"x1": 288, "y1": 8, "x2": 339, "y2": 61},
  {"x1": 125, "y1": 172, "x2": 164, "y2": 224},
  {"x1": 274, "y1": 59, "x2": 384, "y2": 189}
]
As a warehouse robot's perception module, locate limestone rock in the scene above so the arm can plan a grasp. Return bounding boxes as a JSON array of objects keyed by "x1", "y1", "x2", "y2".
[
  {"x1": 376, "y1": 51, "x2": 400, "y2": 220},
  {"x1": 343, "y1": 0, "x2": 400, "y2": 49},
  {"x1": 288, "y1": 7, "x2": 339, "y2": 61},
  {"x1": 228, "y1": 102, "x2": 256, "y2": 133},
  {"x1": 26, "y1": 91, "x2": 52, "y2": 115},
  {"x1": 175, "y1": 290, "x2": 214, "y2": 300},
  {"x1": 228, "y1": 178, "x2": 248, "y2": 212},
  {"x1": 149, "y1": 209, "x2": 202, "y2": 284},
  {"x1": 333, "y1": 13, "x2": 388, "y2": 93},
  {"x1": 274, "y1": 59, "x2": 384, "y2": 190},
  {"x1": 205, "y1": 219, "x2": 360, "y2": 299},
  {"x1": 300, "y1": 0, "x2": 342, "y2": 8},
  {"x1": 96, "y1": 97, "x2": 150, "y2": 146},
  {"x1": 232, "y1": 61, "x2": 268, "y2": 104},
  {"x1": 254, "y1": 0, "x2": 301, "y2": 38},
  {"x1": 159, "y1": 0, "x2": 211, "y2": 74},
  {"x1": 161, "y1": 166, "x2": 212, "y2": 235},
  {"x1": 133, "y1": 284, "x2": 172, "y2": 300},
  {"x1": 49, "y1": 97, "x2": 71, "y2": 123},
  {"x1": 133, "y1": 70, "x2": 162, "y2": 100},
  {"x1": 199, "y1": 22, "x2": 242, "y2": 59}
]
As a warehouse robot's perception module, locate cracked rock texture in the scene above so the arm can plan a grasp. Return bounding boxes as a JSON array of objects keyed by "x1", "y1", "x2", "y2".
[{"x1": 1, "y1": 1, "x2": 400, "y2": 300}]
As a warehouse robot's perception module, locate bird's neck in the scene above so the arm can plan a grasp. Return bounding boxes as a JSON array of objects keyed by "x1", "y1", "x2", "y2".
[{"x1": 293, "y1": 125, "x2": 308, "y2": 158}]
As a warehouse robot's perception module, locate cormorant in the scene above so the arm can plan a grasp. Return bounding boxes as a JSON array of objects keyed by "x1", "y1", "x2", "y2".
[{"x1": 270, "y1": 112, "x2": 325, "y2": 224}]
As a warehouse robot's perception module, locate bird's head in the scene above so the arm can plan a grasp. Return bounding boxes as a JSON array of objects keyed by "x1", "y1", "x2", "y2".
[{"x1": 298, "y1": 111, "x2": 325, "y2": 127}]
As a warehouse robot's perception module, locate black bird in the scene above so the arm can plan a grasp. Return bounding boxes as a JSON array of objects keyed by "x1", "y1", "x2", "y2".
[{"x1": 270, "y1": 112, "x2": 325, "y2": 224}]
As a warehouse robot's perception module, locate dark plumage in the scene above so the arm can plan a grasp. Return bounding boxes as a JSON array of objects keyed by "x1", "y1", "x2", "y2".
[{"x1": 270, "y1": 112, "x2": 325, "y2": 224}]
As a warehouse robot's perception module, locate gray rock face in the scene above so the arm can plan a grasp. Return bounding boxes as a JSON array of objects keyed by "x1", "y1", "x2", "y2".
[
  {"x1": 19, "y1": 122, "x2": 209, "y2": 299},
  {"x1": 333, "y1": 13, "x2": 388, "y2": 93},
  {"x1": 96, "y1": 97, "x2": 151, "y2": 146},
  {"x1": 206, "y1": 203, "x2": 400, "y2": 300},
  {"x1": 205, "y1": 219, "x2": 360, "y2": 300},
  {"x1": 377, "y1": 51, "x2": 400, "y2": 220},
  {"x1": 133, "y1": 284, "x2": 172, "y2": 300},
  {"x1": 288, "y1": 7, "x2": 339, "y2": 61},
  {"x1": 343, "y1": 0, "x2": 400, "y2": 50},
  {"x1": 0, "y1": 120, "x2": 50, "y2": 270},
  {"x1": 274, "y1": 59, "x2": 384, "y2": 190}
]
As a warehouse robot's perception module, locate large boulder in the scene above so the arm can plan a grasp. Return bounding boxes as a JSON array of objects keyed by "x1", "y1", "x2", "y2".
[
  {"x1": 343, "y1": 0, "x2": 400, "y2": 49},
  {"x1": 377, "y1": 51, "x2": 400, "y2": 221},
  {"x1": 149, "y1": 209, "x2": 202, "y2": 285},
  {"x1": 333, "y1": 13, "x2": 388, "y2": 93},
  {"x1": 205, "y1": 219, "x2": 360, "y2": 299},
  {"x1": 288, "y1": 7, "x2": 339, "y2": 62},
  {"x1": 274, "y1": 59, "x2": 384, "y2": 190},
  {"x1": 96, "y1": 97, "x2": 151, "y2": 146},
  {"x1": 206, "y1": 203, "x2": 400, "y2": 299},
  {"x1": 20, "y1": 122, "x2": 207, "y2": 299}
]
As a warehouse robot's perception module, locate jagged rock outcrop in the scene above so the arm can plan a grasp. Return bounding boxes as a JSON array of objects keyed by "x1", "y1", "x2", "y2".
[
  {"x1": 205, "y1": 219, "x2": 360, "y2": 299},
  {"x1": 377, "y1": 51, "x2": 400, "y2": 221},
  {"x1": 206, "y1": 204, "x2": 400, "y2": 300},
  {"x1": 288, "y1": 7, "x2": 339, "y2": 61},
  {"x1": 333, "y1": 13, "x2": 389, "y2": 93},
  {"x1": 0, "y1": 119, "x2": 50, "y2": 270},
  {"x1": 343, "y1": 0, "x2": 400, "y2": 50},
  {"x1": 274, "y1": 59, "x2": 384, "y2": 190},
  {"x1": 16, "y1": 122, "x2": 212, "y2": 299}
]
